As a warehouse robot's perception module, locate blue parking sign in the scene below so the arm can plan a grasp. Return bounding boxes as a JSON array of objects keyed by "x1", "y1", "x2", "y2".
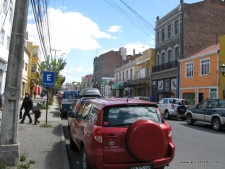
[{"x1": 43, "y1": 71, "x2": 55, "y2": 87}]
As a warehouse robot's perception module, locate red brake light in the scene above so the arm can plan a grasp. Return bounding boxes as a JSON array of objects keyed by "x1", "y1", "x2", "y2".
[
  {"x1": 171, "y1": 104, "x2": 175, "y2": 109},
  {"x1": 93, "y1": 125, "x2": 102, "y2": 143}
]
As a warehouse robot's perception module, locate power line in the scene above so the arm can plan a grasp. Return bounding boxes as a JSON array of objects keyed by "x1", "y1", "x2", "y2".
[{"x1": 104, "y1": 0, "x2": 154, "y2": 36}]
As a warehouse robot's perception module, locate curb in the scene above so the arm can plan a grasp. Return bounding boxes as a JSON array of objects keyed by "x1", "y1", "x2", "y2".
[{"x1": 59, "y1": 119, "x2": 70, "y2": 169}]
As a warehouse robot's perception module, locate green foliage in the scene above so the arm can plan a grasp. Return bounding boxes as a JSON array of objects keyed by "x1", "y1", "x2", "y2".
[
  {"x1": 40, "y1": 124, "x2": 52, "y2": 128},
  {"x1": 0, "y1": 162, "x2": 8, "y2": 169},
  {"x1": 29, "y1": 160, "x2": 35, "y2": 165},
  {"x1": 37, "y1": 57, "x2": 66, "y2": 105},
  {"x1": 20, "y1": 155, "x2": 27, "y2": 162},
  {"x1": 17, "y1": 162, "x2": 30, "y2": 169}
]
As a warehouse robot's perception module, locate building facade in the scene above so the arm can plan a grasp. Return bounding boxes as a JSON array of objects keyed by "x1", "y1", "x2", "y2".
[
  {"x1": 93, "y1": 49, "x2": 123, "y2": 90},
  {"x1": 0, "y1": 0, "x2": 15, "y2": 94},
  {"x1": 81, "y1": 74, "x2": 93, "y2": 89},
  {"x1": 152, "y1": 0, "x2": 225, "y2": 101},
  {"x1": 179, "y1": 44, "x2": 219, "y2": 105}
]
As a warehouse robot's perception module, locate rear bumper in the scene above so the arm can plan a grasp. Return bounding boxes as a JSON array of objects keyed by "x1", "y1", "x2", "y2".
[{"x1": 90, "y1": 142, "x2": 175, "y2": 169}]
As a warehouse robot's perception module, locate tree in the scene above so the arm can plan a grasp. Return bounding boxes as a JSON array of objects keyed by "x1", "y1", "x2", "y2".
[{"x1": 37, "y1": 57, "x2": 66, "y2": 104}]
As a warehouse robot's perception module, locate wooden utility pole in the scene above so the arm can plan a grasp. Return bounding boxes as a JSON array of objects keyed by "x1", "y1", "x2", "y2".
[{"x1": 0, "y1": 0, "x2": 29, "y2": 165}]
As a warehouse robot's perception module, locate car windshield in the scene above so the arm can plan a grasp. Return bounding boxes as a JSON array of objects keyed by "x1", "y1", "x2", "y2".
[{"x1": 103, "y1": 106, "x2": 162, "y2": 127}]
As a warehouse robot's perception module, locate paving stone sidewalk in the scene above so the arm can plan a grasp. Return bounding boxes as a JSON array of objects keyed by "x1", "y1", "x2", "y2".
[{"x1": 17, "y1": 97, "x2": 70, "y2": 169}]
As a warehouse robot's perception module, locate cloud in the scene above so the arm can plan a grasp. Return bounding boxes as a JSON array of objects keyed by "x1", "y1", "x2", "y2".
[
  {"x1": 61, "y1": 66, "x2": 93, "y2": 83},
  {"x1": 107, "y1": 25, "x2": 123, "y2": 33},
  {"x1": 27, "y1": 8, "x2": 114, "y2": 54}
]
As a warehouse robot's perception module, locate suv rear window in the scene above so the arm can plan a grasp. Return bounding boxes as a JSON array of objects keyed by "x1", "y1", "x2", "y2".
[{"x1": 103, "y1": 106, "x2": 162, "y2": 127}]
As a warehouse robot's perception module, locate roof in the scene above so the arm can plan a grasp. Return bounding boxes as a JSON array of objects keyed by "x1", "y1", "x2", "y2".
[
  {"x1": 179, "y1": 44, "x2": 219, "y2": 62},
  {"x1": 90, "y1": 98, "x2": 157, "y2": 109}
]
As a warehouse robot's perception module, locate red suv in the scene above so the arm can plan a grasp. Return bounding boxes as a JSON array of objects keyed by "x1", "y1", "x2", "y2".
[{"x1": 69, "y1": 98, "x2": 175, "y2": 169}]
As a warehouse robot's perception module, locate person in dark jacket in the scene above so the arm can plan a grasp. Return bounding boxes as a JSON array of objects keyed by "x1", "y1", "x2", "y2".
[{"x1": 20, "y1": 93, "x2": 33, "y2": 124}]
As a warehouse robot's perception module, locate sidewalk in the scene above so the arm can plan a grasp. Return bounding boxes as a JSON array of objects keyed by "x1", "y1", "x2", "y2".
[{"x1": 17, "y1": 97, "x2": 70, "y2": 169}]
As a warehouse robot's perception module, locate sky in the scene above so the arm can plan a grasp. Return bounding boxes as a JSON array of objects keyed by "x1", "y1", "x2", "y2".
[{"x1": 27, "y1": 0, "x2": 202, "y2": 84}]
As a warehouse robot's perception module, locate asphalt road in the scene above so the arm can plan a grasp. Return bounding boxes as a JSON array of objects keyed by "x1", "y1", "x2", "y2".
[{"x1": 62, "y1": 118, "x2": 225, "y2": 169}]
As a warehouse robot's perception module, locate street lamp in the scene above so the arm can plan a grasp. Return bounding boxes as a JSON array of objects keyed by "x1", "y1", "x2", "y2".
[{"x1": 220, "y1": 64, "x2": 225, "y2": 77}]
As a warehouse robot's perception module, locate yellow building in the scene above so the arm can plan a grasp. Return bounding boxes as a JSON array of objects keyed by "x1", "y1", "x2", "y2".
[
  {"x1": 30, "y1": 45, "x2": 42, "y2": 98},
  {"x1": 133, "y1": 48, "x2": 155, "y2": 97},
  {"x1": 219, "y1": 35, "x2": 225, "y2": 99}
]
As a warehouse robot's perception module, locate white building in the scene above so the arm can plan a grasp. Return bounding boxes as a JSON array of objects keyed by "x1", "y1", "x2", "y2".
[{"x1": 0, "y1": 0, "x2": 16, "y2": 94}]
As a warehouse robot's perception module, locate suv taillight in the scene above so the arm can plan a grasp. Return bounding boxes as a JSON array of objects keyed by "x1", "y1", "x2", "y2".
[
  {"x1": 171, "y1": 104, "x2": 175, "y2": 109},
  {"x1": 93, "y1": 125, "x2": 102, "y2": 143}
]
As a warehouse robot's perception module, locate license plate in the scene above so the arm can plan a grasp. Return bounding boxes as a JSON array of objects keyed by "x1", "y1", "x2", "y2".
[{"x1": 130, "y1": 166, "x2": 152, "y2": 169}]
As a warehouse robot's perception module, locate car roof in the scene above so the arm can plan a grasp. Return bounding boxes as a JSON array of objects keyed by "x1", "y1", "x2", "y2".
[{"x1": 89, "y1": 98, "x2": 158, "y2": 109}]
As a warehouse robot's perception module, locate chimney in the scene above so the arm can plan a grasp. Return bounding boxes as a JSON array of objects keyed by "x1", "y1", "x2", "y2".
[
  {"x1": 133, "y1": 48, "x2": 135, "y2": 56},
  {"x1": 119, "y1": 47, "x2": 127, "y2": 60}
]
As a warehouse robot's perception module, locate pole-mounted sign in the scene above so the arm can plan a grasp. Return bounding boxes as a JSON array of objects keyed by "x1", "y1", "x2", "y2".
[{"x1": 43, "y1": 71, "x2": 55, "y2": 87}]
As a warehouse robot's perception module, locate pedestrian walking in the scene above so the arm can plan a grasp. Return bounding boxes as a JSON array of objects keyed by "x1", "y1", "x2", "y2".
[
  {"x1": 33, "y1": 106, "x2": 41, "y2": 125},
  {"x1": 20, "y1": 93, "x2": 33, "y2": 124},
  {"x1": 33, "y1": 91, "x2": 37, "y2": 99}
]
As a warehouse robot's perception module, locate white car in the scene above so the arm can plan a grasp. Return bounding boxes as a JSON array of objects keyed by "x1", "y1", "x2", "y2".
[{"x1": 158, "y1": 98, "x2": 188, "y2": 120}]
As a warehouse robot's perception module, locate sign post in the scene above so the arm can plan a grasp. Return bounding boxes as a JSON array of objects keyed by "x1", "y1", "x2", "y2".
[{"x1": 42, "y1": 71, "x2": 55, "y2": 125}]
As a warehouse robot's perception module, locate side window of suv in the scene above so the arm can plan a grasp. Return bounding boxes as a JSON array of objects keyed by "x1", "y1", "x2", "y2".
[
  {"x1": 198, "y1": 100, "x2": 207, "y2": 108},
  {"x1": 86, "y1": 106, "x2": 99, "y2": 124},
  {"x1": 163, "y1": 99, "x2": 168, "y2": 104}
]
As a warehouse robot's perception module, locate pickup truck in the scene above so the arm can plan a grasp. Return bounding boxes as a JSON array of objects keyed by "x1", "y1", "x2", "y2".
[{"x1": 185, "y1": 99, "x2": 225, "y2": 131}]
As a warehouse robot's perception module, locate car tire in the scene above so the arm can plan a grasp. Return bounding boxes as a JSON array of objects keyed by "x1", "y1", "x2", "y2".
[
  {"x1": 186, "y1": 114, "x2": 194, "y2": 125},
  {"x1": 177, "y1": 105, "x2": 187, "y2": 114},
  {"x1": 70, "y1": 135, "x2": 78, "y2": 151},
  {"x1": 164, "y1": 110, "x2": 170, "y2": 119},
  {"x1": 212, "y1": 117, "x2": 222, "y2": 131},
  {"x1": 82, "y1": 148, "x2": 92, "y2": 169},
  {"x1": 126, "y1": 120, "x2": 166, "y2": 161}
]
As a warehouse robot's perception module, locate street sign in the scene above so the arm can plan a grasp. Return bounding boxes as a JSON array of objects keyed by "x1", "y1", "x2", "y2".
[{"x1": 43, "y1": 71, "x2": 55, "y2": 87}]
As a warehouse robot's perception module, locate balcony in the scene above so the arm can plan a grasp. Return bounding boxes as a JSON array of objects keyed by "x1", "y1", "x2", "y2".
[{"x1": 152, "y1": 60, "x2": 178, "y2": 73}]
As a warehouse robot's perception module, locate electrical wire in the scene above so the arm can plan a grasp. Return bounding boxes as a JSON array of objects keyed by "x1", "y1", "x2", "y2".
[{"x1": 104, "y1": 0, "x2": 154, "y2": 36}]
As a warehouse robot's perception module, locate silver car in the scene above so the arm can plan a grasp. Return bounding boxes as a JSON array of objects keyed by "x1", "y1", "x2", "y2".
[{"x1": 158, "y1": 98, "x2": 188, "y2": 120}]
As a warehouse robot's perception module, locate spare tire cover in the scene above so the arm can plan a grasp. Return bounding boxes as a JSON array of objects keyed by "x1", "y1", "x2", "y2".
[
  {"x1": 177, "y1": 105, "x2": 187, "y2": 114},
  {"x1": 126, "y1": 120, "x2": 165, "y2": 161}
]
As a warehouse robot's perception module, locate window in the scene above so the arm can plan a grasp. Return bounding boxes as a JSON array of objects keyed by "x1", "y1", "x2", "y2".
[
  {"x1": 161, "y1": 28, "x2": 165, "y2": 41},
  {"x1": 167, "y1": 24, "x2": 171, "y2": 38},
  {"x1": 168, "y1": 50, "x2": 172, "y2": 62},
  {"x1": 175, "y1": 20, "x2": 179, "y2": 35},
  {"x1": 161, "y1": 52, "x2": 165, "y2": 64},
  {"x1": 25, "y1": 63, "x2": 28, "y2": 71},
  {"x1": 7, "y1": 36, "x2": 10, "y2": 49},
  {"x1": 157, "y1": 31, "x2": 160, "y2": 43},
  {"x1": 126, "y1": 70, "x2": 128, "y2": 80},
  {"x1": 139, "y1": 68, "x2": 145, "y2": 78},
  {"x1": 130, "y1": 69, "x2": 132, "y2": 79},
  {"x1": 201, "y1": 59, "x2": 210, "y2": 75},
  {"x1": 186, "y1": 62, "x2": 194, "y2": 77},
  {"x1": 210, "y1": 88, "x2": 217, "y2": 99},
  {"x1": 0, "y1": 29, "x2": 5, "y2": 45},
  {"x1": 146, "y1": 68, "x2": 150, "y2": 77},
  {"x1": 104, "y1": 106, "x2": 162, "y2": 127},
  {"x1": 175, "y1": 47, "x2": 180, "y2": 59}
]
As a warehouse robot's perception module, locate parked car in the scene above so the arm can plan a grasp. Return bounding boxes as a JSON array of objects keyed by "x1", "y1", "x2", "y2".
[
  {"x1": 60, "y1": 90, "x2": 79, "y2": 118},
  {"x1": 69, "y1": 98, "x2": 175, "y2": 169},
  {"x1": 133, "y1": 96, "x2": 150, "y2": 101},
  {"x1": 185, "y1": 99, "x2": 225, "y2": 131},
  {"x1": 158, "y1": 98, "x2": 188, "y2": 120}
]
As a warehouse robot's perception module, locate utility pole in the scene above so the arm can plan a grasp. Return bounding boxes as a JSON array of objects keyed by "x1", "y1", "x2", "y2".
[{"x1": 0, "y1": 0, "x2": 29, "y2": 165}]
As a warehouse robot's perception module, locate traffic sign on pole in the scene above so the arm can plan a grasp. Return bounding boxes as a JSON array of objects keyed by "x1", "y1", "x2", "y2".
[{"x1": 43, "y1": 71, "x2": 55, "y2": 87}]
